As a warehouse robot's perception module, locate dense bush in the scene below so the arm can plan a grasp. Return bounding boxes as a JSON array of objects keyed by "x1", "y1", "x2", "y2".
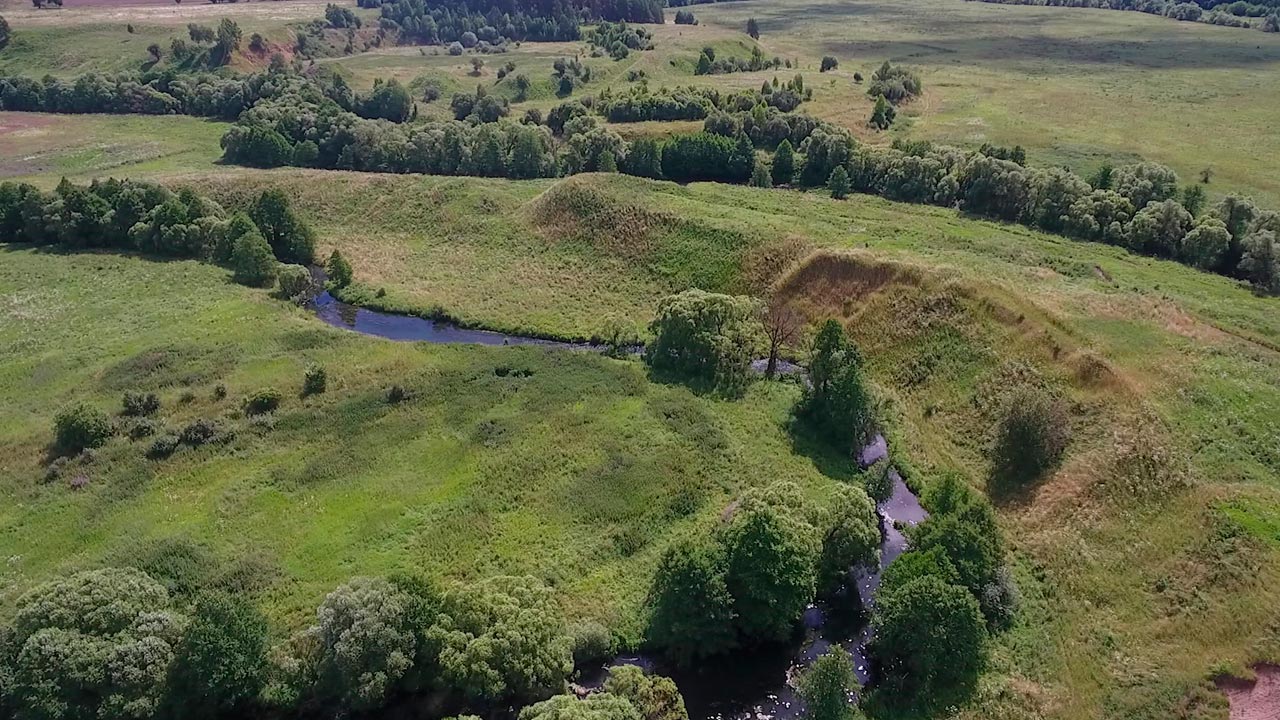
[
  {"x1": 53, "y1": 402, "x2": 113, "y2": 454},
  {"x1": 990, "y1": 385, "x2": 1071, "y2": 487},
  {"x1": 816, "y1": 485, "x2": 880, "y2": 595},
  {"x1": 310, "y1": 577, "x2": 418, "y2": 710},
  {"x1": 867, "y1": 60, "x2": 921, "y2": 104},
  {"x1": 242, "y1": 388, "x2": 282, "y2": 415},
  {"x1": 303, "y1": 365, "x2": 328, "y2": 396},
  {"x1": 122, "y1": 391, "x2": 161, "y2": 417},
  {"x1": 695, "y1": 45, "x2": 783, "y2": 75},
  {"x1": 673, "y1": 9, "x2": 696, "y2": 23},
  {"x1": 231, "y1": 230, "x2": 278, "y2": 287},
  {"x1": 798, "y1": 320, "x2": 875, "y2": 452}
]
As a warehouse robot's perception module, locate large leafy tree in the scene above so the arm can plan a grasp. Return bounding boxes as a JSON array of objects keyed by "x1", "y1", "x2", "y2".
[
  {"x1": 311, "y1": 577, "x2": 418, "y2": 712},
  {"x1": 816, "y1": 485, "x2": 880, "y2": 595},
  {"x1": 602, "y1": 666, "x2": 688, "y2": 720},
  {"x1": 428, "y1": 576, "x2": 573, "y2": 705},
  {"x1": 869, "y1": 575, "x2": 987, "y2": 713},
  {"x1": 163, "y1": 593, "x2": 268, "y2": 719},
  {"x1": 4, "y1": 568, "x2": 185, "y2": 720},
  {"x1": 249, "y1": 189, "x2": 315, "y2": 264},
  {"x1": 646, "y1": 290, "x2": 760, "y2": 392},
  {"x1": 647, "y1": 535, "x2": 737, "y2": 665},
  {"x1": 721, "y1": 482, "x2": 821, "y2": 643},
  {"x1": 798, "y1": 647, "x2": 862, "y2": 720}
]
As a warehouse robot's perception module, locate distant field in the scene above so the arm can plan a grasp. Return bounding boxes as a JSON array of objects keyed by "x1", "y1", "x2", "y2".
[{"x1": 0, "y1": 112, "x2": 228, "y2": 180}]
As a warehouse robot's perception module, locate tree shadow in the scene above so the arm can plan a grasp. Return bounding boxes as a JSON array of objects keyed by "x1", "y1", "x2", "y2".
[{"x1": 787, "y1": 415, "x2": 860, "y2": 483}]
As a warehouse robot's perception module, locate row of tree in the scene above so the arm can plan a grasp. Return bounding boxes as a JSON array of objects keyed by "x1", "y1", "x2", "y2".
[
  {"x1": 0, "y1": 178, "x2": 315, "y2": 288},
  {"x1": 366, "y1": 0, "x2": 666, "y2": 49},
  {"x1": 594, "y1": 82, "x2": 803, "y2": 123},
  {"x1": 966, "y1": 0, "x2": 1280, "y2": 30},
  {"x1": 0, "y1": 565, "x2": 692, "y2": 720},
  {"x1": 0, "y1": 64, "x2": 395, "y2": 123}
]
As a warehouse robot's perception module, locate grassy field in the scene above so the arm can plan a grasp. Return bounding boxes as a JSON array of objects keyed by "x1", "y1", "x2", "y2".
[
  {"x1": 2, "y1": 0, "x2": 1280, "y2": 717},
  {"x1": 3, "y1": 167, "x2": 1279, "y2": 719}
]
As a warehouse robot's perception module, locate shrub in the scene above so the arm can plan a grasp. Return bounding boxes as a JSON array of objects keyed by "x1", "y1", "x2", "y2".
[
  {"x1": 990, "y1": 385, "x2": 1071, "y2": 487},
  {"x1": 122, "y1": 391, "x2": 161, "y2": 416},
  {"x1": 148, "y1": 433, "x2": 181, "y2": 458},
  {"x1": 674, "y1": 9, "x2": 696, "y2": 24},
  {"x1": 276, "y1": 263, "x2": 312, "y2": 300},
  {"x1": 179, "y1": 417, "x2": 223, "y2": 446},
  {"x1": 387, "y1": 385, "x2": 408, "y2": 403},
  {"x1": 53, "y1": 402, "x2": 113, "y2": 453},
  {"x1": 569, "y1": 621, "x2": 616, "y2": 666},
  {"x1": 126, "y1": 417, "x2": 159, "y2": 440},
  {"x1": 242, "y1": 388, "x2": 282, "y2": 415},
  {"x1": 303, "y1": 364, "x2": 327, "y2": 396},
  {"x1": 865, "y1": 458, "x2": 894, "y2": 503},
  {"x1": 213, "y1": 384, "x2": 228, "y2": 400},
  {"x1": 449, "y1": 41, "x2": 464, "y2": 55},
  {"x1": 819, "y1": 56, "x2": 838, "y2": 72}
]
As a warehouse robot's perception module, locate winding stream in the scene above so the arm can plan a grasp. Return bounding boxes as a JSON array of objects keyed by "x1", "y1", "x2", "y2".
[{"x1": 303, "y1": 279, "x2": 920, "y2": 718}]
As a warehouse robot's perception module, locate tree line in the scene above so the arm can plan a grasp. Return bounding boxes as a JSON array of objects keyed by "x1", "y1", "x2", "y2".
[
  {"x1": 0, "y1": 565, "x2": 692, "y2": 720},
  {"x1": 966, "y1": 0, "x2": 1280, "y2": 31},
  {"x1": 0, "y1": 178, "x2": 316, "y2": 289}
]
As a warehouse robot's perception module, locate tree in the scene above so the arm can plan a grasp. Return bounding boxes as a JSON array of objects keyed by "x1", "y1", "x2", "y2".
[
  {"x1": 911, "y1": 498, "x2": 1003, "y2": 601},
  {"x1": 1239, "y1": 229, "x2": 1279, "y2": 292},
  {"x1": 1126, "y1": 198, "x2": 1193, "y2": 257},
  {"x1": 759, "y1": 298, "x2": 801, "y2": 378},
  {"x1": 868, "y1": 95, "x2": 894, "y2": 130},
  {"x1": 326, "y1": 249, "x2": 353, "y2": 288},
  {"x1": 250, "y1": 189, "x2": 315, "y2": 264},
  {"x1": 0, "y1": 16, "x2": 9, "y2": 51},
  {"x1": 751, "y1": 162, "x2": 772, "y2": 188},
  {"x1": 276, "y1": 263, "x2": 312, "y2": 299},
  {"x1": 1112, "y1": 161, "x2": 1179, "y2": 210},
  {"x1": 215, "y1": 18, "x2": 242, "y2": 65},
  {"x1": 8, "y1": 568, "x2": 183, "y2": 720},
  {"x1": 1265, "y1": 12, "x2": 1280, "y2": 32},
  {"x1": 428, "y1": 576, "x2": 573, "y2": 704},
  {"x1": 828, "y1": 166, "x2": 851, "y2": 200},
  {"x1": 602, "y1": 666, "x2": 689, "y2": 720},
  {"x1": 645, "y1": 289, "x2": 760, "y2": 392},
  {"x1": 311, "y1": 577, "x2": 418, "y2": 711},
  {"x1": 623, "y1": 137, "x2": 663, "y2": 179},
  {"x1": 990, "y1": 384, "x2": 1070, "y2": 488},
  {"x1": 696, "y1": 51, "x2": 713, "y2": 76},
  {"x1": 772, "y1": 139, "x2": 795, "y2": 186},
  {"x1": 360, "y1": 79, "x2": 412, "y2": 122},
  {"x1": 820, "y1": 56, "x2": 838, "y2": 72},
  {"x1": 1180, "y1": 217, "x2": 1231, "y2": 270},
  {"x1": 647, "y1": 536, "x2": 737, "y2": 665},
  {"x1": 188, "y1": 23, "x2": 215, "y2": 44},
  {"x1": 798, "y1": 647, "x2": 860, "y2": 720},
  {"x1": 515, "y1": 73, "x2": 532, "y2": 99},
  {"x1": 800, "y1": 320, "x2": 874, "y2": 453},
  {"x1": 1181, "y1": 183, "x2": 1207, "y2": 216},
  {"x1": 163, "y1": 593, "x2": 268, "y2": 719},
  {"x1": 869, "y1": 575, "x2": 987, "y2": 713},
  {"x1": 53, "y1": 402, "x2": 112, "y2": 453},
  {"x1": 746, "y1": 17, "x2": 760, "y2": 39},
  {"x1": 519, "y1": 693, "x2": 642, "y2": 720},
  {"x1": 817, "y1": 485, "x2": 880, "y2": 595},
  {"x1": 231, "y1": 230, "x2": 277, "y2": 287},
  {"x1": 1028, "y1": 167, "x2": 1090, "y2": 233},
  {"x1": 721, "y1": 482, "x2": 821, "y2": 644}
]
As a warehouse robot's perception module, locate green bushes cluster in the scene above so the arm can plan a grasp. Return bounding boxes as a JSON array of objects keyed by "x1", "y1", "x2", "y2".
[
  {"x1": 647, "y1": 481, "x2": 878, "y2": 664},
  {"x1": 644, "y1": 289, "x2": 760, "y2": 391},
  {"x1": 0, "y1": 179, "x2": 316, "y2": 287},
  {"x1": 53, "y1": 402, "x2": 113, "y2": 454},
  {"x1": 867, "y1": 471, "x2": 1012, "y2": 712},
  {"x1": 0, "y1": 567, "x2": 640, "y2": 720}
]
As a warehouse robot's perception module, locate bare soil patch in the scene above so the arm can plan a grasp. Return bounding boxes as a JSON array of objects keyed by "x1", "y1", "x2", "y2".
[{"x1": 1218, "y1": 665, "x2": 1280, "y2": 720}]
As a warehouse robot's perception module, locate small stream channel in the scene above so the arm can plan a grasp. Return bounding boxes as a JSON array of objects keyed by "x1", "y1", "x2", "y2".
[{"x1": 304, "y1": 276, "x2": 922, "y2": 718}]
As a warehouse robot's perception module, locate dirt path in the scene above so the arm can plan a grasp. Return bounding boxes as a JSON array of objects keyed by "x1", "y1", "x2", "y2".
[{"x1": 1218, "y1": 666, "x2": 1280, "y2": 720}]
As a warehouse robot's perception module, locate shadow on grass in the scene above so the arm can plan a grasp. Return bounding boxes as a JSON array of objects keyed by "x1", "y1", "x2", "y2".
[{"x1": 787, "y1": 415, "x2": 861, "y2": 483}]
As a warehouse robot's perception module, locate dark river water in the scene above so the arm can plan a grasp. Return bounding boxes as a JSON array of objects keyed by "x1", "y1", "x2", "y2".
[{"x1": 304, "y1": 278, "x2": 921, "y2": 719}]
